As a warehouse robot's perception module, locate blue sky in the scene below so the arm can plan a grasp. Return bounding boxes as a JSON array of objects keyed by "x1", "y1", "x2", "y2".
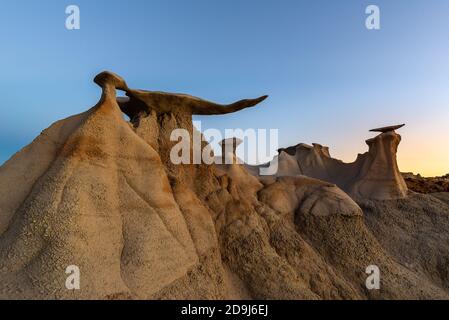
[{"x1": 1, "y1": 0, "x2": 448, "y2": 175}]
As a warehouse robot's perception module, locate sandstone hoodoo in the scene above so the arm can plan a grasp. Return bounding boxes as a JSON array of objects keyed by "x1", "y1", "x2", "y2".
[
  {"x1": 96, "y1": 70, "x2": 269, "y2": 120},
  {"x1": 0, "y1": 72, "x2": 448, "y2": 300},
  {"x1": 219, "y1": 138, "x2": 243, "y2": 164},
  {"x1": 256, "y1": 124, "x2": 408, "y2": 200}
]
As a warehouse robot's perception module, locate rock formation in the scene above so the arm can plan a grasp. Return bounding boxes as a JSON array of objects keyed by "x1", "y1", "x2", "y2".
[
  {"x1": 370, "y1": 124, "x2": 405, "y2": 133},
  {"x1": 256, "y1": 126, "x2": 408, "y2": 200},
  {"x1": 403, "y1": 173, "x2": 449, "y2": 194},
  {"x1": 0, "y1": 72, "x2": 448, "y2": 300},
  {"x1": 218, "y1": 138, "x2": 243, "y2": 164}
]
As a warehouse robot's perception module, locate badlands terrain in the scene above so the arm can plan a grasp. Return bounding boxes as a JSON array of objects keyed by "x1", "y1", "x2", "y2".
[
  {"x1": 0, "y1": 72, "x2": 448, "y2": 299},
  {"x1": 403, "y1": 173, "x2": 449, "y2": 195}
]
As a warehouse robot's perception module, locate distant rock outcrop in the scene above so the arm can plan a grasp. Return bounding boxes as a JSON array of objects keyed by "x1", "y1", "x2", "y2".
[
  {"x1": 403, "y1": 173, "x2": 449, "y2": 194},
  {"x1": 218, "y1": 138, "x2": 243, "y2": 164},
  {"x1": 254, "y1": 126, "x2": 408, "y2": 200}
]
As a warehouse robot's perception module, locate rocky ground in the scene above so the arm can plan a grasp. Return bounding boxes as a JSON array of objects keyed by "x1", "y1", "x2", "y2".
[{"x1": 403, "y1": 173, "x2": 449, "y2": 193}]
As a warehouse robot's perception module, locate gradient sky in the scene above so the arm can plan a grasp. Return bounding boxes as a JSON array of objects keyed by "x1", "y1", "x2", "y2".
[{"x1": 0, "y1": 0, "x2": 448, "y2": 176}]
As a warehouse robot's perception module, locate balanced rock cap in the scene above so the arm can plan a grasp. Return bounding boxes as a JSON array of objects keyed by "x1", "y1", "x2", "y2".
[
  {"x1": 94, "y1": 71, "x2": 129, "y2": 91},
  {"x1": 369, "y1": 124, "x2": 405, "y2": 133}
]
